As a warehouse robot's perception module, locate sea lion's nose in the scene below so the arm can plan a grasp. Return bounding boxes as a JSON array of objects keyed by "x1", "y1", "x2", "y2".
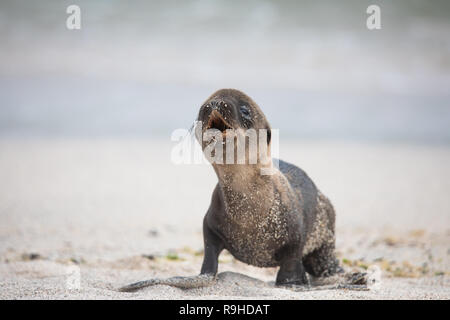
[
  {"x1": 210, "y1": 100, "x2": 221, "y2": 109},
  {"x1": 210, "y1": 100, "x2": 230, "y2": 111}
]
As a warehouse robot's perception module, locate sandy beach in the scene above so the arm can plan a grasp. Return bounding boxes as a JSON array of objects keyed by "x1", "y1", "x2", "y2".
[{"x1": 0, "y1": 138, "x2": 448, "y2": 299}]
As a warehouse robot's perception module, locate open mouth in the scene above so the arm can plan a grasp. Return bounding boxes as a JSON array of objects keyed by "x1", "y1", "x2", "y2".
[{"x1": 206, "y1": 110, "x2": 232, "y2": 133}]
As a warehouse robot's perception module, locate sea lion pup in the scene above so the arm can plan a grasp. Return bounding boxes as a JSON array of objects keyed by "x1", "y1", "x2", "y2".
[{"x1": 119, "y1": 89, "x2": 367, "y2": 292}]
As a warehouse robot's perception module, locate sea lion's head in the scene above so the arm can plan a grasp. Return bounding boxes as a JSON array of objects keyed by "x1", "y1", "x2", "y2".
[{"x1": 196, "y1": 89, "x2": 272, "y2": 170}]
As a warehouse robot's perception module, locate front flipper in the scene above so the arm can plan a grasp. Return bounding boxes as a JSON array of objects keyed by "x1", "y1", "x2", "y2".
[{"x1": 119, "y1": 273, "x2": 216, "y2": 292}]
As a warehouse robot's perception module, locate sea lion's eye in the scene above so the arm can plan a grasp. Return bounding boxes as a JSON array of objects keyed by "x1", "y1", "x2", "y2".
[{"x1": 240, "y1": 105, "x2": 251, "y2": 119}]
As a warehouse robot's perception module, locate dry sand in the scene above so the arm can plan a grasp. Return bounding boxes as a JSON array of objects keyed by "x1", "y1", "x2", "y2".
[{"x1": 0, "y1": 138, "x2": 449, "y2": 299}]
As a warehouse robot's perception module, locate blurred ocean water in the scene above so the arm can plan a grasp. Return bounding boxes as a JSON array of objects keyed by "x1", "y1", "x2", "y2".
[{"x1": 0, "y1": 0, "x2": 449, "y2": 142}]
